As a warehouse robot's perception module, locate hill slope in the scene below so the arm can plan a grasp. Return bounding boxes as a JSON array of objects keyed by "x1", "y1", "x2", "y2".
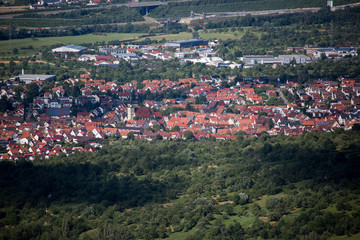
[{"x1": 0, "y1": 129, "x2": 360, "y2": 239}]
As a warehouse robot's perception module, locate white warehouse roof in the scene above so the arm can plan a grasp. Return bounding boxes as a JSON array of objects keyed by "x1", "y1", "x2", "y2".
[
  {"x1": 52, "y1": 44, "x2": 88, "y2": 53},
  {"x1": 10, "y1": 74, "x2": 56, "y2": 84}
]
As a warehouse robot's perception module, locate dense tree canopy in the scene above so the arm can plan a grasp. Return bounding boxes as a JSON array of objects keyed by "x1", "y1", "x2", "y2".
[{"x1": 0, "y1": 129, "x2": 359, "y2": 239}]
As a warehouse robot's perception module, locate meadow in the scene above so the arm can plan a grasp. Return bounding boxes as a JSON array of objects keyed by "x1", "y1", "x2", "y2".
[{"x1": 0, "y1": 32, "x2": 142, "y2": 57}]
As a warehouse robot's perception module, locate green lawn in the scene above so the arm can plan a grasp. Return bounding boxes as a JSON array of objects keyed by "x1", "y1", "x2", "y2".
[{"x1": 0, "y1": 33, "x2": 142, "y2": 57}]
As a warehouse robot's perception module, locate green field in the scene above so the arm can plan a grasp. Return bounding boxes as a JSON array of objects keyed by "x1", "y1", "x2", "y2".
[
  {"x1": 200, "y1": 29, "x2": 246, "y2": 40},
  {"x1": 0, "y1": 32, "x2": 142, "y2": 57}
]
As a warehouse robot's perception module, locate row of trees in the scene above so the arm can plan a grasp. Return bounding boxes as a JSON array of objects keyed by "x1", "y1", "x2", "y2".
[{"x1": 204, "y1": 6, "x2": 360, "y2": 29}]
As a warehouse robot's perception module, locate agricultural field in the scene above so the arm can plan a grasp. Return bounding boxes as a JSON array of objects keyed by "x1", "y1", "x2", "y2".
[
  {"x1": 0, "y1": 32, "x2": 142, "y2": 57},
  {"x1": 200, "y1": 29, "x2": 245, "y2": 40},
  {"x1": 0, "y1": 5, "x2": 28, "y2": 14}
]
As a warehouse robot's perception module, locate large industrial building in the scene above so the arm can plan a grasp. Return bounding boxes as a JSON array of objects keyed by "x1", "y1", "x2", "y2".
[
  {"x1": 165, "y1": 39, "x2": 208, "y2": 48},
  {"x1": 52, "y1": 44, "x2": 88, "y2": 53},
  {"x1": 10, "y1": 73, "x2": 56, "y2": 84},
  {"x1": 240, "y1": 55, "x2": 313, "y2": 68},
  {"x1": 310, "y1": 47, "x2": 358, "y2": 59}
]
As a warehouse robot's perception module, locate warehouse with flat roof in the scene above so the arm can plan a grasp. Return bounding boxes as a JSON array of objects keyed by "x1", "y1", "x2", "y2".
[
  {"x1": 10, "y1": 74, "x2": 56, "y2": 84},
  {"x1": 165, "y1": 39, "x2": 208, "y2": 48},
  {"x1": 52, "y1": 44, "x2": 88, "y2": 53}
]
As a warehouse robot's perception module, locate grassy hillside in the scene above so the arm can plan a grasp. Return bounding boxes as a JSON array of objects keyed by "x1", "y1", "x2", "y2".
[{"x1": 0, "y1": 129, "x2": 360, "y2": 239}]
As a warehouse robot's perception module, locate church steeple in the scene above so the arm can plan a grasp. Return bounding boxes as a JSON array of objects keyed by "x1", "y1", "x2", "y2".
[{"x1": 127, "y1": 105, "x2": 135, "y2": 120}]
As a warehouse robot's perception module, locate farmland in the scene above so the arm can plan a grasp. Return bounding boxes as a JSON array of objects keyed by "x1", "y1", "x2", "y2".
[{"x1": 0, "y1": 32, "x2": 142, "y2": 56}]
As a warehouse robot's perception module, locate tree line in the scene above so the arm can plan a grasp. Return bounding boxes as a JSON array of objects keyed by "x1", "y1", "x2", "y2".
[
  {"x1": 149, "y1": 0, "x2": 360, "y2": 18},
  {"x1": 204, "y1": 6, "x2": 360, "y2": 29}
]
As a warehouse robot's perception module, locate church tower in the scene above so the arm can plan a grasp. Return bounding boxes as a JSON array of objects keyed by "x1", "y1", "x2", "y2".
[
  {"x1": 327, "y1": 0, "x2": 333, "y2": 8},
  {"x1": 127, "y1": 105, "x2": 135, "y2": 120}
]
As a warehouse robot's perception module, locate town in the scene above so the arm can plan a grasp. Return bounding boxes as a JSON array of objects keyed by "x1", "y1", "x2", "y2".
[
  {"x1": 1, "y1": 0, "x2": 360, "y2": 239},
  {"x1": 0, "y1": 39, "x2": 359, "y2": 161}
]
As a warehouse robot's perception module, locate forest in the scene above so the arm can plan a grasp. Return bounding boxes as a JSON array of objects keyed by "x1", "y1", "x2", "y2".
[{"x1": 0, "y1": 128, "x2": 359, "y2": 239}]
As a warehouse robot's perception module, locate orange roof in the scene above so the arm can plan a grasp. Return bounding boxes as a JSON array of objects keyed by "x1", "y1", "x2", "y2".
[{"x1": 301, "y1": 120, "x2": 315, "y2": 126}]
